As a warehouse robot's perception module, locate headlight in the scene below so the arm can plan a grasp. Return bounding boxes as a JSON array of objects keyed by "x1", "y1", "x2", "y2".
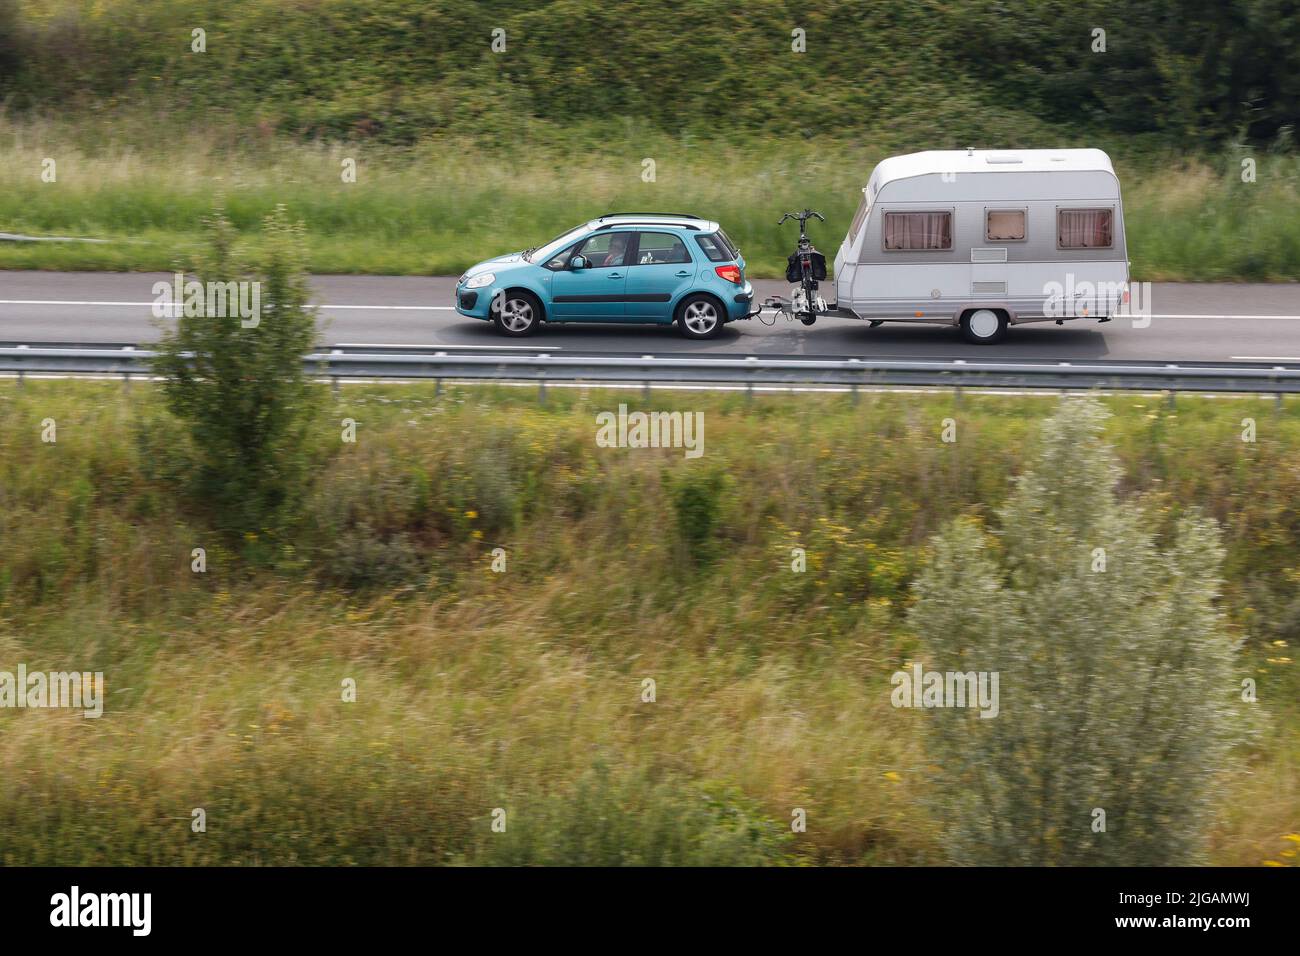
[{"x1": 464, "y1": 272, "x2": 495, "y2": 289}]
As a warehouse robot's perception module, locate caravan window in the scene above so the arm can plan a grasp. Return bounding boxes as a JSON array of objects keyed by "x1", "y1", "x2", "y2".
[
  {"x1": 883, "y1": 211, "x2": 952, "y2": 251},
  {"x1": 986, "y1": 209, "x2": 1026, "y2": 242},
  {"x1": 1057, "y1": 208, "x2": 1113, "y2": 249}
]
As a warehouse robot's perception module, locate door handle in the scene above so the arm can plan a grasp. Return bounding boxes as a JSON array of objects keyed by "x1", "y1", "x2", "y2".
[
  {"x1": 607, "y1": 272, "x2": 623, "y2": 279},
  {"x1": 674, "y1": 271, "x2": 691, "y2": 277}
]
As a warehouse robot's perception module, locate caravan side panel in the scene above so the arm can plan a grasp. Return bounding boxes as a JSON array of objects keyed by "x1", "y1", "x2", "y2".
[{"x1": 838, "y1": 169, "x2": 1127, "y2": 324}]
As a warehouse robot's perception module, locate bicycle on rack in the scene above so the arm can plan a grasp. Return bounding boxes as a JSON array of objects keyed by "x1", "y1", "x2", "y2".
[{"x1": 764, "y1": 209, "x2": 828, "y2": 326}]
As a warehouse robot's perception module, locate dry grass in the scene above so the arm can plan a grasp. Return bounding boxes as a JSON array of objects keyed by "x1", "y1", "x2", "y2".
[{"x1": 0, "y1": 381, "x2": 1296, "y2": 864}]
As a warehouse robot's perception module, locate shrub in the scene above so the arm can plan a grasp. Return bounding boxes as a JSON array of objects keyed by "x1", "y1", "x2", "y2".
[
  {"x1": 669, "y1": 464, "x2": 730, "y2": 567},
  {"x1": 153, "y1": 205, "x2": 322, "y2": 541},
  {"x1": 908, "y1": 398, "x2": 1249, "y2": 865}
]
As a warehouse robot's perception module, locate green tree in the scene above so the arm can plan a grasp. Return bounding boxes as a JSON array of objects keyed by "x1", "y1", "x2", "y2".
[
  {"x1": 154, "y1": 205, "x2": 321, "y2": 540},
  {"x1": 908, "y1": 398, "x2": 1248, "y2": 865}
]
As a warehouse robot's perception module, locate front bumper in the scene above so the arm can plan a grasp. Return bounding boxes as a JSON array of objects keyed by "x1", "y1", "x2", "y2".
[{"x1": 455, "y1": 285, "x2": 494, "y2": 320}]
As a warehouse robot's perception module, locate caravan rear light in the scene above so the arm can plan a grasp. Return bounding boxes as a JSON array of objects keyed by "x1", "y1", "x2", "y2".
[{"x1": 715, "y1": 265, "x2": 741, "y2": 284}]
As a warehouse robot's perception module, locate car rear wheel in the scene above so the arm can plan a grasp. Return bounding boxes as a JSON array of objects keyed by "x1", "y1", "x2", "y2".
[
  {"x1": 492, "y1": 291, "x2": 541, "y2": 336},
  {"x1": 961, "y1": 308, "x2": 1008, "y2": 345},
  {"x1": 677, "y1": 294, "x2": 723, "y2": 339}
]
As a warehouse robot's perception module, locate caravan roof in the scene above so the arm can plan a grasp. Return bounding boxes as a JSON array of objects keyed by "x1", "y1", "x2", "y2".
[{"x1": 871, "y1": 148, "x2": 1116, "y2": 187}]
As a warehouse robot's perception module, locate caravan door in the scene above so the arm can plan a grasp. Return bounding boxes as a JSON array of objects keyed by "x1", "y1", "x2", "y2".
[{"x1": 970, "y1": 206, "x2": 1024, "y2": 303}]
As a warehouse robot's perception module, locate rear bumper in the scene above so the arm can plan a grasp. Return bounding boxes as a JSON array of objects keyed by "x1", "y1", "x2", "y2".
[{"x1": 725, "y1": 280, "x2": 755, "y2": 320}]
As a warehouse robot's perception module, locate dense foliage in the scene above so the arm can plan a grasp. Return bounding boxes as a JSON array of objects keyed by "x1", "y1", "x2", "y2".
[
  {"x1": 911, "y1": 400, "x2": 1248, "y2": 864},
  {"x1": 1, "y1": 0, "x2": 1296, "y2": 150},
  {"x1": 153, "y1": 207, "x2": 322, "y2": 539}
]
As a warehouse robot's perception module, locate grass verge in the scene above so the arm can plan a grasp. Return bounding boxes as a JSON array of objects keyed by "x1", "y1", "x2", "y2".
[
  {"x1": 2, "y1": 120, "x2": 1299, "y2": 280},
  {"x1": 0, "y1": 381, "x2": 1296, "y2": 864}
]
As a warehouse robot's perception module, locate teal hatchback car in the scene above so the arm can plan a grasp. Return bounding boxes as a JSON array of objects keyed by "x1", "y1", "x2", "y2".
[{"x1": 454, "y1": 214, "x2": 757, "y2": 338}]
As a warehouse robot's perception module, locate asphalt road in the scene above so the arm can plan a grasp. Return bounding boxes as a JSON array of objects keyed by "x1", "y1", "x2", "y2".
[{"x1": 3, "y1": 271, "x2": 1300, "y2": 362}]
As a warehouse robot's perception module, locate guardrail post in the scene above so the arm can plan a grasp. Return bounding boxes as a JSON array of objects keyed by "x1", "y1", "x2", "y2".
[
  {"x1": 331, "y1": 376, "x2": 339, "y2": 396},
  {"x1": 538, "y1": 377, "x2": 547, "y2": 405}
]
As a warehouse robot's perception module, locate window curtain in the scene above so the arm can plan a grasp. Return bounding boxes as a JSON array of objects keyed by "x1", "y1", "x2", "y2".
[
  {"x1": 1058, "y1": 209, "x2": 1112, "y2": 248},
  {"x1": 987, "y1": 210, "x2": 1024, "y2": 241},
  {"x1": 885, "y1": 213, "x2": 951, "y2": 250}
]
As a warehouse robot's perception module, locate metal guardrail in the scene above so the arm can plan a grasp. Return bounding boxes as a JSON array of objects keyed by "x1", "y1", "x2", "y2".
[{"x1": 1, "y1": 343, "x2": 1299, "y2": 394}]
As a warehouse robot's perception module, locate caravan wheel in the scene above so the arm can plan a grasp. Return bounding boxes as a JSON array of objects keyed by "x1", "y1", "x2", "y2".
[{"x1": 961, "y1": 309, "x2": 1008, "y2": 345}]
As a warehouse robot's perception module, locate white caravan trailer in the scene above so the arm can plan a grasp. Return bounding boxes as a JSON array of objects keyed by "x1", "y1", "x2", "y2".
[{"x1": 830, "y1": 148, "x2": 1129, "y2": 343}]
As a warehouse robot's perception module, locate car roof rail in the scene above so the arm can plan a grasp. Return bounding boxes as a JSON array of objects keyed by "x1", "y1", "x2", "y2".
[
  {"x1": 595, "y1": 221, "x2": 702, "y2": 231},
  {"x1": 598, "y1": 212, "x2": 701, "y2": 220}
]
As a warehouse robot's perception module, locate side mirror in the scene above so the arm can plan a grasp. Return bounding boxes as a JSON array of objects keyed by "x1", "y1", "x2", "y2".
[{"x1": 570, "y1": 255, "x2": 588, "y2": 270}]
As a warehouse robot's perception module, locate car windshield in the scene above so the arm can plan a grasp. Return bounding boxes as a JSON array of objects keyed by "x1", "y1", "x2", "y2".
[{"x1": 523, "y1": 224, "x2": 592, "y2": 263}]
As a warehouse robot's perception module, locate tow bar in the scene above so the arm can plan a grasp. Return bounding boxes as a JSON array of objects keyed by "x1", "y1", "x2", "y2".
[{"x1": 761, "y1": 292, "x2": 859, "y2": 327}]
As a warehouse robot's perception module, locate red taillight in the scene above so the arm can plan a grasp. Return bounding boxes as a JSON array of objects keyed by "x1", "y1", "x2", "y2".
[{"x1": 715, "y1": 265, "x2": 741, "y2": 284}]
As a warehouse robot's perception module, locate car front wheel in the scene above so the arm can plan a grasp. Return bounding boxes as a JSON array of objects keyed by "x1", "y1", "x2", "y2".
[
  {"x1": 492, "y1": 291, "x2": 541, "y2": 336},
  {"x1": 677, "y1": 294, "x2": 723, "y2": 339}
]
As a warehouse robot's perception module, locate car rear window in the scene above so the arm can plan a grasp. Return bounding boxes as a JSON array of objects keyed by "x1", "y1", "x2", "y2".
[{"x1": 695, "y1": 232, "x2": 735, "y2": 262}]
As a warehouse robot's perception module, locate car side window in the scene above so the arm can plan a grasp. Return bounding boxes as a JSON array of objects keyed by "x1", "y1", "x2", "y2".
[
  {"x1": 694, "y1": 234, "x2": 729, "y2": 262},
  {"x1": 635, "y1": 231, "x2": 691, "y2": 265},
  {"x1": 575, "y1": 232, "x2": 631, "y2": 268}
]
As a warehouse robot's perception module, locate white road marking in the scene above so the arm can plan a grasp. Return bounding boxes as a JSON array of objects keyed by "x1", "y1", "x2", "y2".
[
  {"x1": 333, "y1": 342, "x2": 561, "y2": 350},
  {"x1": 0, "y1": 299, "x2": 456, "y2": 310},
  {"x1": 0, "y1": 300, "x2": 165, "y2": 308},
  {"x1": 1231, "y1": 356, "x2": 1300, "y2": 361},
  {"x1": 320, "y1": 305, "x2": 455, "y2": 311},
  {"x1": 3, "y1": 300, "x2": 1300, "y2": 319}
]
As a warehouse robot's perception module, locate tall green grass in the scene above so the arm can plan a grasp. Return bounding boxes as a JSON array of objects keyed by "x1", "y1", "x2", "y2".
[
  {"x1": 2, "y1": 118, "x2": 1299, "y2": 279},
  {"x1": 0, "y1": 381, "x2": 1296, "y2": 864}
]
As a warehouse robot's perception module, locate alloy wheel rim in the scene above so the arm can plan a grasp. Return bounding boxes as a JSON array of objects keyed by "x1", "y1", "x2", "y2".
[
  {"x1": 684, "y1": 301, "x2": 718, "y2": 334},
  {"x1": 499, "y1": 298, "x2": 533, "y2": 332}
]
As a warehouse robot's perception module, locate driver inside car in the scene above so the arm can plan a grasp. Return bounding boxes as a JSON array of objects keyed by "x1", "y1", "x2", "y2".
[{"x1": 596, "y1": 234, "x2": 628, "y2": 267}]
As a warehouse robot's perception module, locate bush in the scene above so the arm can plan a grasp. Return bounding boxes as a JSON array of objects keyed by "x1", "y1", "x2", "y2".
[
  {"x1": 908, "y1": 398, "x2": 1250, "y2": 865},
  {"x1": 153, "y1": 205, "x2": 322, "y2": 540},
  {"x1": 669, "y1": 464, "x2": 730, "y2": 567}
]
